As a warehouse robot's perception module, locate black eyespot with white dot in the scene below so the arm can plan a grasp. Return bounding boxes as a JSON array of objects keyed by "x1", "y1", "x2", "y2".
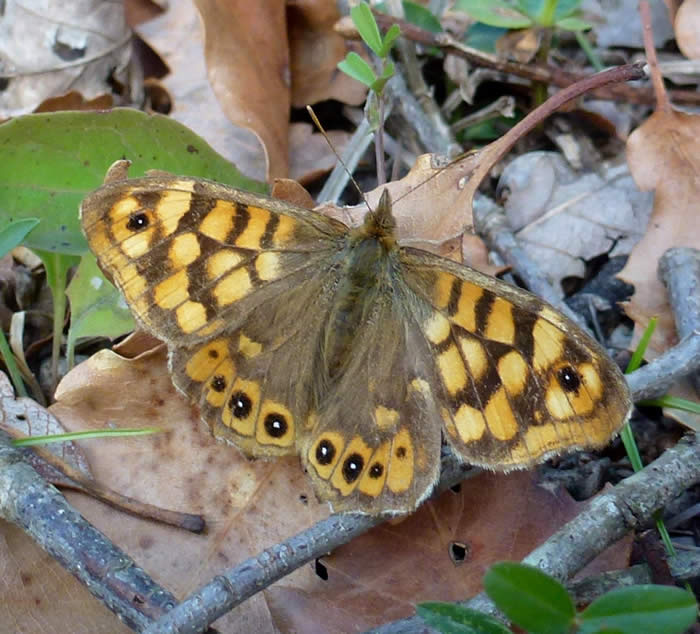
[
  {"x1": 264, "y1": 413, "x2": 288, "y2": 438},
  {"x1": 395, "y1": 446, "x2": 407, "y2": 459},
  {"x1": 315, "y1": 439, "x2": 336, "y2": 465},
  {"x1": 342, "y1": 453, "x2": 364, "y2": 483},
  {"x1": 210, "y1": 375, "x2": 226, "y2": 392},
  {"x1": 229, "y1": 391, "x2": 252, "y2": 418},
  {"x1": 369, "y1": 463, "x2": 384, "y2": 479},
  {"x1": 557, "y1": 365, "x2": 581, "y2": 393},
  {"x1": 126, "y1": 212, "x2": 150, "y2": 231}
]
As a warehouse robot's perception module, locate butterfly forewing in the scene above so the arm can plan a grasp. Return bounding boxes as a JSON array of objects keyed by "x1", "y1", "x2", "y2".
[{"x1": 80, "y1": 174, "x2": 346, "y2": 346}]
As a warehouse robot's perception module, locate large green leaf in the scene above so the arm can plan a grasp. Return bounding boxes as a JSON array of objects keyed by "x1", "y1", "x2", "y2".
[
  {"x1": 0, "y1": 109, "x2": 265, "y2": 255},
  {"x1": 578, "y1": 585, "x2": 698, "y2": 634},
  {"x1": 484, "y1": 563, "x2": 575, "y2": 634}
]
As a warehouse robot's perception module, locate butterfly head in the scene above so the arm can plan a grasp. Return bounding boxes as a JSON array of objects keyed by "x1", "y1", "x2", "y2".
[{"x1": 356, "y1": 188, "x2": 397, "y2": 251}]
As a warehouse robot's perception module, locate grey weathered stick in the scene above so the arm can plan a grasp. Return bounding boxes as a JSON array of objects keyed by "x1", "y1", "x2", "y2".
[
  {"x1": 658, "y1": 247, "x2": 700, "y2": 392},
  {"x1": 0, "y1": 430, "x2": 177, "y2": 631},
  {"x1": 628, "y1": 245, "x2": 700, "y2": 401}
]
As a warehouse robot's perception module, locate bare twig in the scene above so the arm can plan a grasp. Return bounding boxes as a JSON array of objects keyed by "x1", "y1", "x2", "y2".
[{"x1": 658, "y1": 247, "x2": 700, "y2": 392}]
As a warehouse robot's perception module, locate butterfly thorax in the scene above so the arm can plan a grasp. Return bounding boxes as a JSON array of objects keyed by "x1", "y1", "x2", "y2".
[{"x1": 322, "y1": 190, "x2": 400, "y2": 382}]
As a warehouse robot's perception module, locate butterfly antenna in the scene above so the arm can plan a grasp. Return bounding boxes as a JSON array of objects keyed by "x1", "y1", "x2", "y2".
[{"x1": 306, "y1": 105, "x2": 373, "y2": 213}]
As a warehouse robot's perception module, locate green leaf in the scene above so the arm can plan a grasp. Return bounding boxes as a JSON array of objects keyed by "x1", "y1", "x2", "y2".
[
  {"x1": 555, "y1": 16, "x2": 592, "y2": 30},
  {"x1": 0, "y1": 109, "x2": 264, "y2": 256},
  {"x1": 65, "y1": 253, "x2": 134, "y2": 353},
  {"x1": 35, "y1": 248, "x2": 81, "y2": 383},
  {"x1": 626, "y1": 316, "x2": 657, "y2": 373},
  {"x1": 338, "y1": 52, "x2": 377, "y2": 87},
  {"x1": 351, "y1": 2, "x2": 384, "y2": 55},
  {"x1": 417, "y1": 602, "x2": 510, "y2": 634},
  {"x1": 0, "y1": 218, "x2": 39, "y2": 258},
  {"x1": 639, "y1": 395, "x2": 700, "y2": 417},
  {"x1": 552, "y1": 0, "x2": 584, "y2": 20},
  {"x1": 402, "y1": 1, "x2": 442, "y2": 33},
  {"x1": 578, "y1": 585, "x2": 698, "y2": 634},
  {"x1": 379, "y1": 24, "x2": 402, "y2": 57},
  {"x1": 455, "y1": 0, "x2": 533, "y2": 28},
  {"x1": 484, "y1": 563, "x2": 575, "y2": 634}
]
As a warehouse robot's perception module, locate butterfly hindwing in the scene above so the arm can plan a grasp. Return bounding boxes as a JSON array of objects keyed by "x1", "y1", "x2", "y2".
[{"x1": 301, "y1": 295, "x2": 442, "y2": 515}]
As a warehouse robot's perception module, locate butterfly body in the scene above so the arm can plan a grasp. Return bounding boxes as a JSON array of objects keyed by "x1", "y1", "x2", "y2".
[{"x1": 81, "y1": 161, "x2": 632, "y2": 516}]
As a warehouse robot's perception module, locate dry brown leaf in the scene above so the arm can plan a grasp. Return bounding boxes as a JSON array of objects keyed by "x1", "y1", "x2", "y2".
[
  {"x1": 191, "y1": 0, "x2": 291, "y2": 180},
  {"x1": 34, "y1": 91, "x2": 114, "y2": 113},
  {"x1": 675, "y1": 0, "x2": 700, "y2": 60},
  {"x1": 316, "y1": 152, "x2": 492, "y2": 271},
  {"x1": 319, "y1": 153, "x2": 480, "y2": 253},
  {"x1": 270, "y1": 177, "x2": 317, "y2": 209},
  {"x1": 0, "y1": 0, "x2": 137, "y2": 117},
  {"x1": 621, "y1": 109, "x2": 700, "y2": 354},
  {"x1": 136, "y1": 0, "x2": 268, "y2": 182},
  {"x1": 498, "y1": 152, "x2": 652, "y2": 296},
  {"x1": 288, "y1": 122, "x2": 351, "y2": 185},
  {"x1": 288, "y1": 0, "x2": 368, "y2": 107},
  {"x1": 621, "y1": 107, "x2": 700, "y2": 430},
  {"x1": 0, "y1": 372, "x2": 91, "y2": 482},
  {"x1": 495, "y1": 28, "x2": 542, "y2": 63}
]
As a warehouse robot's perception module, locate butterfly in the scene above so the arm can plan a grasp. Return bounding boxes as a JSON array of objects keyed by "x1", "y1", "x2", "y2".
[{"x1": 80, "y1": 159, "x2": 632, "y2": 516}]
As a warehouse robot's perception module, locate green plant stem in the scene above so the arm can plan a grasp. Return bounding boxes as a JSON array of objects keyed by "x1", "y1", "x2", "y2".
[
  {"x1": 0, "y1": 328, "x2": 27, "y2": 397},
  {"x1": 538, "y1": 0, "x2": 558, "y2": 26},
  {"x1": 12, "y1": 427, "x2": 162, "y2": 447},
  {"x1": 376, "y1": 94, "x2": 387, "y2": 185},
  {"x1": 574, "y1": 31, "x2": 603, "y2": 71}
]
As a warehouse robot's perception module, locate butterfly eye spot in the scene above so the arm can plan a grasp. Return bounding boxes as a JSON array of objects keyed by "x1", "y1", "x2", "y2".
[
  {"x1": 342, "y1": 453, "x2": 365, "y2": 483},
  {"x1": 207, "y1": 349, "x2": 219, "y2": 359},
  {"x1": 126, "y1": 212, "x2": 150, "y2": 231},
  {"x1": 395, "y1": 446, "x2": 407, "y2": 459},
  {"x1": 557, "y1": 365, "x2": 581, "y2": 393},
  {"x1": 263, "y1": 412, "x2": 288, "y2": 438},
  {"x1": 369, "y1": 463, "x2": 384, "y2": 479},
  {"x1": 210, "y1": 375, "x2": 226, "y2": 392},
  {"x1": 315, "y1": 439, "x2": 336, "y2": 465},
  {"x1": 229, "y1": 391, "x2": 253, "y2": 418}
]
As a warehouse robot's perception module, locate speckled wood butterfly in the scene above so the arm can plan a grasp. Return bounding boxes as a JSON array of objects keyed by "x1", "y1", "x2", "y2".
[{"x1": 80, "y1": 160, "x2": 632, "y2": 516}]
